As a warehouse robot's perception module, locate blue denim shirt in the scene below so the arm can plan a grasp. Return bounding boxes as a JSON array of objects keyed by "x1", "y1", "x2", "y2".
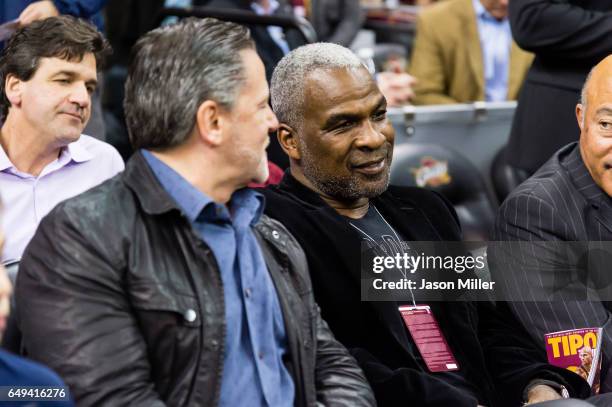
[
  {"x1": 472, "y1": 0, "x2": 511, "y2": 102},
  {"x1": 142, "y1": 150, "x2": 294, "y2": 407}
]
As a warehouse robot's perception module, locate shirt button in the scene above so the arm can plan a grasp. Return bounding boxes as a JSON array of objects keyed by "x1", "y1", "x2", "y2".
[
  {"x1": 210, "y1": 339, "x2": 219, "y2": 350},
  {"x1": 183, "y1": 309, "x2": 197, "y2": 322},
  {"x1": 258, "y1": 352, "x2": 264, "y2": 360},
  {"x1": 272, "y1": 230, "x2": 280, "y2": 239},
  {"x1": 245, "y1": 288, "x2": 252, "y2": 298}
]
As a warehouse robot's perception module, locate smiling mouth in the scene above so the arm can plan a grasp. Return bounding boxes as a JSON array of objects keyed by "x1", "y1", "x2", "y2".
[
  {"x1": 352, "y1": 158, "x2": 386, "y2": 174},
  {"x1": 61, "y1": 112, "x2": 83, "y2": 122}
]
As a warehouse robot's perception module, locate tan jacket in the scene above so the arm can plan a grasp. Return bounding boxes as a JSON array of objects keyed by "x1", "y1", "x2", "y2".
[{"x1": 409, "y1": 0, "x2": 533, "y2": 105}]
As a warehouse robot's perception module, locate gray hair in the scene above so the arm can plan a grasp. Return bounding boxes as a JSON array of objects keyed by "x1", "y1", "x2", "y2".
[
  {"x1": 270, "y1": 43, "x2": 364, "y2": 131},
  {"x1": 580, "y1": 67, "x2": 596, "y2": 126},
  {"x1": 581, "y1": 67, "x2": 595, "y2": 107},
  {"x1": 124, "y1": 18, "x2": 254, "y2": 150}
]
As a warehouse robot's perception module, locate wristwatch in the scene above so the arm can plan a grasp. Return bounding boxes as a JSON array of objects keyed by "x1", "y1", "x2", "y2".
[{"x1": 523, "y1": 379, "x2": 570, "y2": 404}]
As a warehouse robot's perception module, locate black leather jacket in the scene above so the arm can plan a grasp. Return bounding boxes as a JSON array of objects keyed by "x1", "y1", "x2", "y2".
[{"x1": 15, "y1": 152, "x2": 375, "y2": 407}]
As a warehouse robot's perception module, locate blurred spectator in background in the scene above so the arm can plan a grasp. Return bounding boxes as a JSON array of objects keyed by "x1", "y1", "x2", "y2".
[
  {"x1": 376, "y1": 70, "x2": 417, "y2": 106},
  {"x1": 1, "y1": 1, "x2": 110, "y2": 140},
  {"x1": 409, "y1": 0, "x2": 532, "y2": 105},
  {"x1": 307, "y1": 0, "x2": 364, "y2": 47},
  {"x1": 15, "y1": 18, "x2": 374, "y2": 406},
  {"x1": 0, "y1": 16, "x2": 123, "y2": 263},
  {"x1": 204, "y1": 0, "x2": 307, "y2": 80},
  {"x1": 162, "y1": 0, "x2": 363, "y2": 77},
  {"x1": 0, "y1": 200, "x2": 74, "y2": 407},
  {"x1": 1, "y1": 1, "x2": 106, "y2": 31},
  {"x1": 505, "y1": 0, "x2": 612, "y2": 176}
]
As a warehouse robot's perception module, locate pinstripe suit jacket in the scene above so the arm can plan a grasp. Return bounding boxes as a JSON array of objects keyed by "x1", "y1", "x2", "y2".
[{"x1": 492, "y1": 142, "x2": 612, "y2": 392}]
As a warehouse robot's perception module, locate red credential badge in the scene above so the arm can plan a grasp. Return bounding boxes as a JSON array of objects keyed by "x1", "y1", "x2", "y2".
[{"x1": 398, "y1": 305, "x2": 460, "y2": 372}]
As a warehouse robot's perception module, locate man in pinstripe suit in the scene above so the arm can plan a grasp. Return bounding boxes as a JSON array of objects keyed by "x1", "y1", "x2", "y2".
[{"x1": 492, "y1": 55, "x2": 612, "y2": 401}]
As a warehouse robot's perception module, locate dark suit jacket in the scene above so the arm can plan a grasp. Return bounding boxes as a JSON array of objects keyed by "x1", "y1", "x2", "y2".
[
  {"x1": 492, "y1": 142, "x2": 612, "y2": 393},
  {"x1": 261, "y1": 172, "x2": 589, "y2": 406},
  {"x1": 506, "y1": 0, "x2": 612, "y2": 174},
  {"x1": 309, "y1": 0, "x2": 364, "y2": 46}
]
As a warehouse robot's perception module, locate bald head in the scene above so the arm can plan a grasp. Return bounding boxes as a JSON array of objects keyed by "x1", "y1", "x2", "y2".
[
  {"x1": 580, "y1": 55, "x2": 612, "y2": 111},
  {"x1": 577, "y1": 55, "x2": 612, "y2": 197}
]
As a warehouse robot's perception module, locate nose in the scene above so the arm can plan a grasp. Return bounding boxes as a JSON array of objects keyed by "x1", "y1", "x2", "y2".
[
  {"x1": 355, "y1": 121, "x2": 387, "y2": 150},
  {"x1": 68, "y1": 82, "x2": 91, "y2": 109}
]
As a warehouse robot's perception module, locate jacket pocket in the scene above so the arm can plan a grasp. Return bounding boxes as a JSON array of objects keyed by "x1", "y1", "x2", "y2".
[{"x1": 129, "y1": 282, "x2": 202, "y2": 328}]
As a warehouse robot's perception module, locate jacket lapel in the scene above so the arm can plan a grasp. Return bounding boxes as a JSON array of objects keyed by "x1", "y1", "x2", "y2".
[
  {"x1": 277, "y1": 174, "x2": 430, "y2": 357},
  {"x1": 563, "y1": 143, "x2": 612, "y2": 238},
  {"x1": 594, "y1": 204, "x2": 612, "y2": 236},
  {"x1": 276, "y1": 174, "x2": 370, "y2": 285},
  {"x1": 507, "y1": 42, "x2": 531, "y2": 99}
]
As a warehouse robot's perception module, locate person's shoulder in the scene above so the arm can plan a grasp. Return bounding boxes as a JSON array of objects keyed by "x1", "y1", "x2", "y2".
[
  {"x1": 75, "y1": 134, "x2": 121, "y2": 157},
  {"x1": 382, "y1": 186, "x2": 461, "y2": 239},
  {"x1": 44, "y1": 169, "x2": 131, "y2": 231},
  {"x1": 420, "y1": 0, "x2": 467, "y2": 21},
  {"x1": 503, "y1": 147, "x2": 573, "y2": 208},
  {"x1": 73, "y1": 135, "x2": 124, "y2": 170},
  {"x1": 385, "y1": 185, "x2": 459, "y2": 223},
  {"x1": 0, "y1": 350, "x2": 65, "y2": 387},
  {"x1": 385, "y1": 184, "x2": 449, "y2": 208},
  {"x1": 261, "y1": 183, "x2": 311, "y2": 213}
]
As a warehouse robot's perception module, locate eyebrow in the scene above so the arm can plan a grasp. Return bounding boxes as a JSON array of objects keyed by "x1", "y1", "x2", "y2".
[
  {"x1": 52, "y1": 70, "x2": 98, "y2": 87},
  {"x1": 321, "y1": 96, "x2": 387, "y2": 130},
  {"x1": 595, "y1": 107, "x2": 612, "y2": 116}
]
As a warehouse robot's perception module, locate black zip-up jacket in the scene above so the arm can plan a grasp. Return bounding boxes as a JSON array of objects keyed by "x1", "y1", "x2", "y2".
[{"x1": 15, "y1": 152, "x2": 375, "y2": 407}]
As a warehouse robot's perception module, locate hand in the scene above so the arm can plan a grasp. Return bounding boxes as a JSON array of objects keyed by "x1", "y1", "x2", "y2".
[
  {"x1": 18, "y1": 1, "x2": 59, "y2": 27},
  {"x1": 525, "y1": 384, "x2": 563, "y2": 405},
  {"x1": 376, "y1": 71, "x2": 417, "y2": 107}
]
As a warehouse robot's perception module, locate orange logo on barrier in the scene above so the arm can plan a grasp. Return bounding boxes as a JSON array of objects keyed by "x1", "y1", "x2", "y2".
[{"x1": 411, "y1": 157, "x2": 451, "y2": 187}]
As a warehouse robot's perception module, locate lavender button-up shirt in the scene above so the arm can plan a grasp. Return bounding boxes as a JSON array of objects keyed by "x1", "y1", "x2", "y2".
[{"x1": 0, "y1": 135, "x2": 124, "y2": 263}]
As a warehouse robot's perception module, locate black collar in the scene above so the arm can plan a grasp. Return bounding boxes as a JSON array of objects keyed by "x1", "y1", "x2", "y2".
[
  {"x1": 562, "y1": 142, "x2": 612, "y2": 209},
  {"x1": 123, "y1": 150, "x2": 182, "y2": 216}
]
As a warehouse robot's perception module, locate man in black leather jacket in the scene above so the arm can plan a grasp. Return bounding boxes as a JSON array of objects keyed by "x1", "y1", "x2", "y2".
[{"x1": 14, "y1": 18, "x2": 374, "y2": 407}]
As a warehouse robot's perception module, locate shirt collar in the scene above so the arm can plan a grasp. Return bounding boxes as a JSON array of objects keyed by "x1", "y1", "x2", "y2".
[
  {"x1": 0, "y1": 135, "x2": 93, "y2": 173},
  {"x1": 472, "y1": 0, "x2": 503, "y2": 22},
  {"x1": 0, "y1": 144, "x2": 11, "y2": 171},
  {"x1": 141, "y1": 149, "x2": 265, "y2": 226},
  {"x1": 251, "y1": 0, "x2": 280, "y2": 15},
  {"x1": 66, "y1": 136, "x2": 94, "y2": 163},
  {"x1": 142, "y1": 149, "x2": 211, "y2": 222}
]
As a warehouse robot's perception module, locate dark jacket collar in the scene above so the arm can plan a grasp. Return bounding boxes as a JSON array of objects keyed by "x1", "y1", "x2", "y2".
[
  {"x1": 123, "y1": 150, "x2": 182, "y2": 216},
  {"x1": 270, "y1": 170, "x2": 464, "y2": 357},
  {"x1": 558, "y1": 142, "x2": 612, "y2": 236},
  {"x1": 561, "y1": 142, "x2": 610, "y2": 208},
  {"x1": 276, "y1": 170, "x2": 444, "y2": 242},
  {"x1": 277, "y1": 170, "x2": 331, "y2": 208}
]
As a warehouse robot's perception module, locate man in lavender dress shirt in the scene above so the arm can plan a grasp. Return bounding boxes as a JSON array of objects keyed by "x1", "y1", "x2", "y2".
[{"x1": 0, "y1": 16, "x2": 123, "y2": 263}]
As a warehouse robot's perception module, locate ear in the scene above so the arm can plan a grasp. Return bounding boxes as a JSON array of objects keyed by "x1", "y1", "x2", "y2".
[
  {"x1": 4, "y1": 74, "x2": 23, "y2": 108},
  {"x1": 576, "y1": 103, "x2": 585, "y2": 132},
  {"x1": 195, "y1": 100, "x2": 224, "y2": 147},
  {"x1": 278, "y1": 123, "x2": 301, "y2": 160}
]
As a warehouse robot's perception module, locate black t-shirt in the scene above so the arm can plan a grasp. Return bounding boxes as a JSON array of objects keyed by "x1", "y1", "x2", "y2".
[{"x1": 347, "y1": 204, "x2": 479, "y2": 401}]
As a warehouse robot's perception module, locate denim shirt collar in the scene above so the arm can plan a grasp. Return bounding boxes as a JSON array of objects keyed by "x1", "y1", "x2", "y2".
[{"x1": 141, "y1": 149, "x2": 264, "y2": 227}]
